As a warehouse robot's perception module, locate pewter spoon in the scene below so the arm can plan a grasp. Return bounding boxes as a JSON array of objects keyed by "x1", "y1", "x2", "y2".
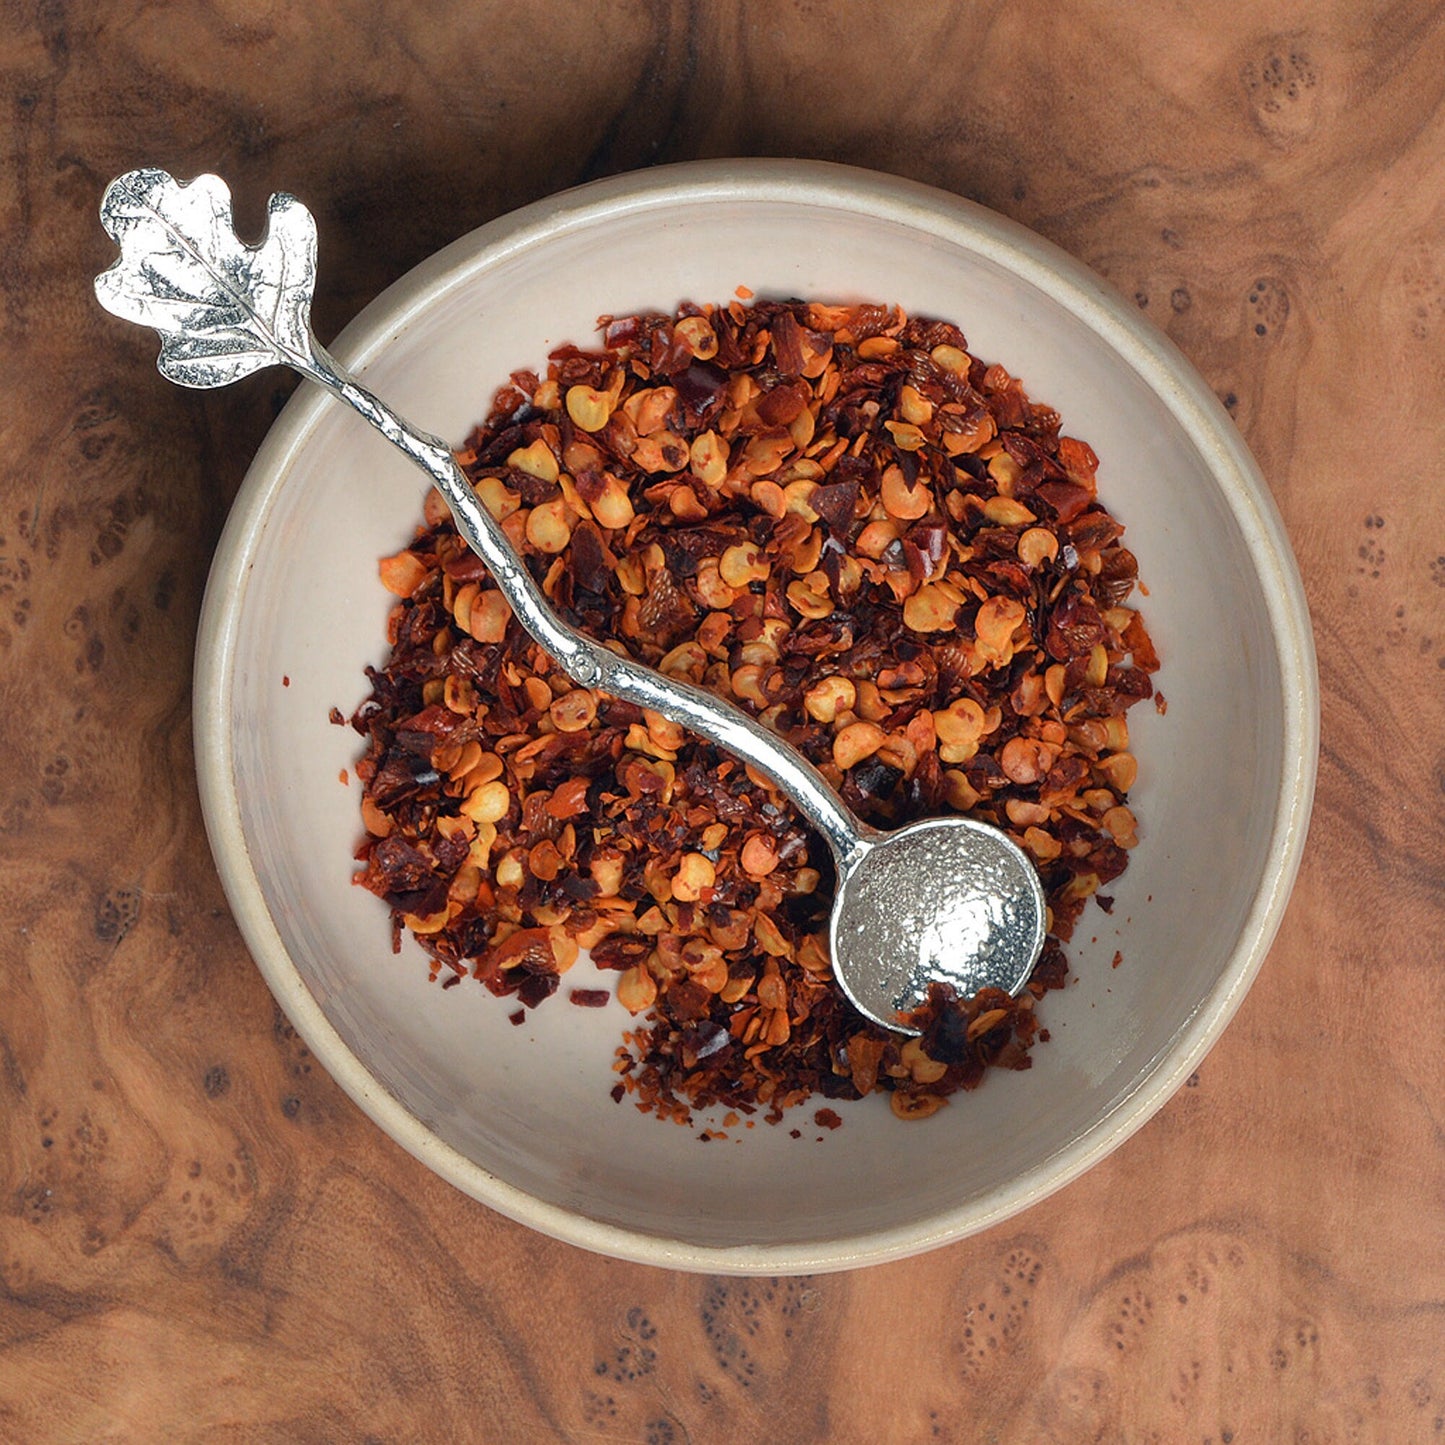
[{"x1": 94, "y1": 168, "x2": 1046, "y2": 1033}]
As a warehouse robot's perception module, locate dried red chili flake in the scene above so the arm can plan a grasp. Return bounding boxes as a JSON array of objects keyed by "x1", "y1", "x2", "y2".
[
  {"x1": 569, "y1": 988, "x2": 611, "y2": 1008},
  {"x1": 349, "y1": 298, "x2": 1159, "y2": 1126}
]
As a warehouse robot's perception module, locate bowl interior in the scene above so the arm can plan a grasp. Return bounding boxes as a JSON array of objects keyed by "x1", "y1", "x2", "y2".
[{"x1": 201, "y1": 165, "x2": 1313, "y2": 1269}]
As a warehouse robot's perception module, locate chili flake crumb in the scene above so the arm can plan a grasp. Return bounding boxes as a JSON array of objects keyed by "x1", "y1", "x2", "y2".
[
  {"x1": 338, "y1": 768, "x2": 349, "y2": 786},
  {"x1": 569, "y1": 988, "x2": 610, "y2": 1008},
  {"x1": 283, "y1": 675, "x2": 290, "y2": 687},
  {"x1": 814, "y1": 1107, "x2": 843, "y2": 1131},
  {"x1": 348, "y1": 298, "x2": 1158, "y2": 1127},
  {"x1": 508, "y1": 1009, "x2": 526, "y2": 1027},
  {"x1": 1112, "y1": 951, "x2": 1123, "y2": 969}
]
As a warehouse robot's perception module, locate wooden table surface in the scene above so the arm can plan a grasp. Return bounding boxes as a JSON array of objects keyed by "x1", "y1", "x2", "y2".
[{"x1": 4, "y1": 2, "x2": 1444, "y2": 1440}]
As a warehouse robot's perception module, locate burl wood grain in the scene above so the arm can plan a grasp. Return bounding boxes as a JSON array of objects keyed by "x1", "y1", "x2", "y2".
[{"x1": 3, "y1": 1, "x2": 1444, "y2": 1440}]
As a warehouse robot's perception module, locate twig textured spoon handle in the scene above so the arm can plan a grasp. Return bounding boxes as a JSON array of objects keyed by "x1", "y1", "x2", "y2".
[{"x1": 94, "y1": 168, "x2": 1046, "y2": 1032}]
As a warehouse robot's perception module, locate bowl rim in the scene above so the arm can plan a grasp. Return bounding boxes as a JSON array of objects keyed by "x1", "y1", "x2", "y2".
[{"x1": 193, "y1": 157, "x2": 1319, "y2": 1275}]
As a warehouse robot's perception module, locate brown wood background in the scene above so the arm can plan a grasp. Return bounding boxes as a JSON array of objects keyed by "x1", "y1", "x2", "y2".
[{"x1": 3, "y1": 2, "x2": 1443, "y2": 1440}]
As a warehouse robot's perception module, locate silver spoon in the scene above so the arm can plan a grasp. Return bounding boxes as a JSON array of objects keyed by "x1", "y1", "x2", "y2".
[{"x1": 94, "y1": 168, "x2": 1046, "y2": 1034}]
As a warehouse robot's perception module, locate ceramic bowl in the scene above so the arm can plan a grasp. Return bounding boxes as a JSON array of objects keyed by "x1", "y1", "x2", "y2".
[{"x1": 194, "y1": 159, "x2": 1317, "y2": 1273}]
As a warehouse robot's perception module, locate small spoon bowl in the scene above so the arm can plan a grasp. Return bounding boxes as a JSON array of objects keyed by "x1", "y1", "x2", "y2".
[{"x1": 831, "y1": 817, "x2": 1047, "y2": 1028}]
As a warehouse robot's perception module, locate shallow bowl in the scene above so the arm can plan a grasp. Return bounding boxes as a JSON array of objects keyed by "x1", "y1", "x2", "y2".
[{"x1": 195, "y1": 159, "x2": 1317, "y2": 1273}]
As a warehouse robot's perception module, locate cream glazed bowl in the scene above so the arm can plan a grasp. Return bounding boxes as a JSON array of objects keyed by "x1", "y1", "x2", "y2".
[{"x1": 194, "y1": 159, "x2": 1317, "y2": 1273}]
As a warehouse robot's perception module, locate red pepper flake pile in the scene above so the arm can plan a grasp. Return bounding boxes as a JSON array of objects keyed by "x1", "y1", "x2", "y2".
[{"x1": 347, "y1": 298, "x2": 1159, "y2": 1126}]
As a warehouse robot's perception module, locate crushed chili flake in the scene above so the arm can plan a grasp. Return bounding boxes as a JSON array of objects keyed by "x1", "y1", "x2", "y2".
[
  {"x1": 569, "y1": 987, "x2": 611, "y2": 1008},
  {"x1": 349, "y1": 298, "x2": 1158, "y2": 1126}
]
